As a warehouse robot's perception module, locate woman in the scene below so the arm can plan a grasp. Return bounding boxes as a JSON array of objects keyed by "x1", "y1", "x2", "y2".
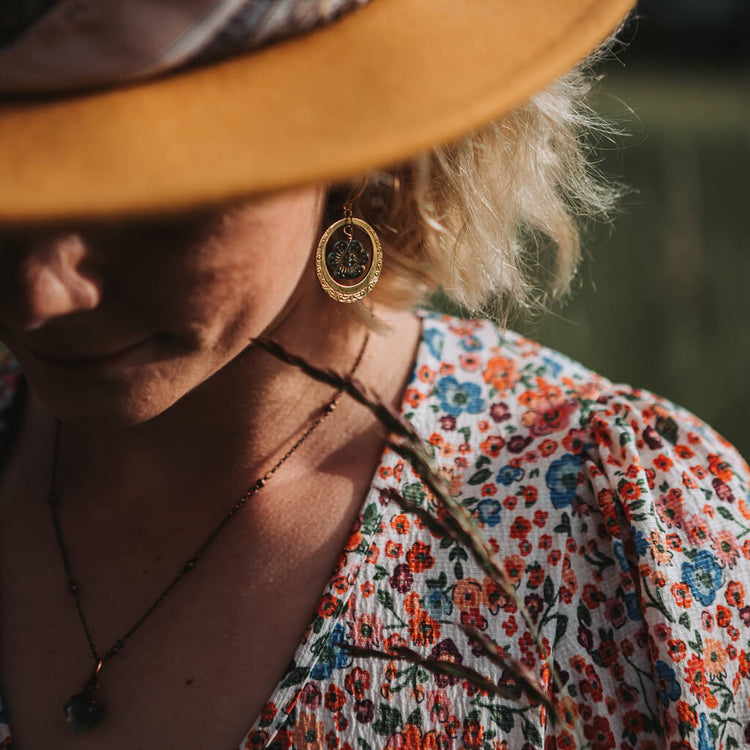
[{"x1": 0, "y1": 1, "x2": 748, "y2": 749}]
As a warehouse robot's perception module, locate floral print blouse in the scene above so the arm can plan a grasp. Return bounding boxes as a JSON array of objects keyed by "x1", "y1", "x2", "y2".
[{"x1": 1, "y1": 313, "x2": 749, "y2": 749}]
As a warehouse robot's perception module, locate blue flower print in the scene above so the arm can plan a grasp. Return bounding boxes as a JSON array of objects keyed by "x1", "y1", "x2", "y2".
[
  {"x1": 631, "y1": 527, "x2": 649, "y2": 556},
  {"x1": 545, "y1": 453, "x2": 580, "y2": 509},
  {"x1": 423, "y1": 589, "x2": 453, "y2": 619},
  {"x1": 682, "y1": 550, "x2": 724, "y2": 607},
  {"x1": 613, "y1": 540, "x2": 629, "y2": 573},
  {"x1": 542, "y1": 356, "x2": 563, "y2": 378},
  {"x1": 310, "y1": 623, "x2": 350, "y2": 680},
  {"x1": 476, "y1": 498, "x2": 502, "y2": 527},
  {"x1": 436, "y1": 376, "x2": 484, "y2": 417},
  {"x1": 698, "y1": 713, "x2": 715, "y2": 750},
  {"x1": 496, "y1": 464, "x2": 524, "y2": 486},
  {"x1": 460, "y1": 335, "x2": 481, "y2": 352},
  {"x1": 624, "y1": 592, "x2": 643, "y2": 622},
  {"x1": 654, "y1": 660, "x2": 681, "y2": 707},
  {"x1": 424, "y1": 327, "x2": 444, "y2": 360}
]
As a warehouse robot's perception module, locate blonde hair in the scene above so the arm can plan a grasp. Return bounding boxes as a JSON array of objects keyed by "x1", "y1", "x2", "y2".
[{"x1": 336, "y1": 61, "x2": 619, "y2": 322}]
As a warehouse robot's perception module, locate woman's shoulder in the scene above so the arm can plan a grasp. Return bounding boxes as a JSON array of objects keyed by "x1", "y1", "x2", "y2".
[{"x1": 409, "y1": 312, "x2": 747, "y2": 485}]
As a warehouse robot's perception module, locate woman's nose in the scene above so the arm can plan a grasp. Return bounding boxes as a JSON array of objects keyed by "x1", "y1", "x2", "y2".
[{"x1": 0, "y1": 232, "x2": 102, "y2": 331}]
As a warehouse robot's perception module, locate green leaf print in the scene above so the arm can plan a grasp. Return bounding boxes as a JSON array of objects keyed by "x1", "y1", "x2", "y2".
[{"x1": 373, "y1": 704, "x2": 403, "y2": 736}]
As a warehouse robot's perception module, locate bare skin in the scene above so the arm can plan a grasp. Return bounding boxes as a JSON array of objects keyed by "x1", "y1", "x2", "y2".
[{"x1": 0, "y1": 187, "x2": 421, "y2": 749}]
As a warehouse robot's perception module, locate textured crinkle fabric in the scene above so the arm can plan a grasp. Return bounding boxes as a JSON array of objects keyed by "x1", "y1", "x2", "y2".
[{"x1": 1, "y1": 314, "x2": 749, "y2": 749}]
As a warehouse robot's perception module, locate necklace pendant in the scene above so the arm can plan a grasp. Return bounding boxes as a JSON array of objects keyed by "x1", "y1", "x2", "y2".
[{"x1": 63, "y1": 673, "x2": 105, "y2": 733}]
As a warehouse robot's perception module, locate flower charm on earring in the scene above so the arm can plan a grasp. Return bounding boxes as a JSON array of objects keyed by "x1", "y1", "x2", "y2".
[{"x1": 316, "y1": 198, "x2": 382, "y2": 303}]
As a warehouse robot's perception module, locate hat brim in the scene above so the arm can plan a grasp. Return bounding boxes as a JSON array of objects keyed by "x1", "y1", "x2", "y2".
[{"x1": 0, "y1": 0, "x2": 634, "y2": 224}]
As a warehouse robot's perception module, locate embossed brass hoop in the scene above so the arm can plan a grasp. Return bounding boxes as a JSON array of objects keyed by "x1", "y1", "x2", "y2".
[{"x1": 315, "y1": 217, "x2": 382, "y2": 303}]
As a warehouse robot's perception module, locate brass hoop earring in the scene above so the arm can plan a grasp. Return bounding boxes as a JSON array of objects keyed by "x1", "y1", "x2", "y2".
[{"x1": 316, "y1": 197, "x2": 382, "y2": 304}]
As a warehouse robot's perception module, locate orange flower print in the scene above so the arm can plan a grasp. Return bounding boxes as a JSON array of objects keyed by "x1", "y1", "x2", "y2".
[
  {"x1": 453, "y1": 578, "x2": 482, "y2": 612},
  {"x1": 703, "y1": 638, "x2": 728, "y2": 677},
  {"x1": 648, "y1": 531, "x2": 673, "y2": 565},
  {"x1": 670, "y1": 583, "x2": 693, "y2": 609},
  {"x1": 391, "y1": 514, "x2": 411, "y2": 535},
  {"x1": 684, "y1": 655, "x2": 718, "y2": 707},
  {"x1": 406, "y1": 541, "x2": 435, "y2": 573},
  {"x1": 708, "y1": 453, "x2": 733, "y2": 482},
  {"x1": 685, "y1": 515, "x2": 710, "y2": 546},
  {"x1": 291, "y1": 712, "x2": 327, "y2": 750},
  {"x1": 482, "y1": 356, "x2": 519, "y2": 394},
  {"x1": 503, "y1": 554, "x2": 526, "y2": 586},
  {"x1": 725, "y1": 580, "x2": 745, "y2": 608},
  {"x1": 712, "y1": 530, "x2": 740, "y2": 567},
  {"x1": 655, "y1": 489, "x2": 684, "y2": 528},
  {"x1": 409, "y1": 609, "x2": 441, "y2": 647},
  {"x1": 677, "y1": 701, "x2": 699, "y2": 728}
]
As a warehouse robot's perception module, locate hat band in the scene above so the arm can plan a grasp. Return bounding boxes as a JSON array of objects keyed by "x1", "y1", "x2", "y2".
[{"x1": 0, "y1": 0, "x2": 370, "y2": 95}]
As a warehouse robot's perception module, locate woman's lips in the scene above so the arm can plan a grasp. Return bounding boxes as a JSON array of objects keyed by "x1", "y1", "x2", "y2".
[{"x1": 25, "y1": 338, "x2": 153, "y2": 370}]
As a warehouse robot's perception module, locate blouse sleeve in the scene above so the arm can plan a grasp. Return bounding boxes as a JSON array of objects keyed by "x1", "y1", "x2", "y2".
[{"x1": 570, "y1": 386, "x2": 750, "y2": 749}]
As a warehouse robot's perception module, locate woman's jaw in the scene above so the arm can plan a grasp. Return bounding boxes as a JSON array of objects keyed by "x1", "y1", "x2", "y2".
[{"x1": 0, "y1": 185, "x2": 367, "y2": 432}]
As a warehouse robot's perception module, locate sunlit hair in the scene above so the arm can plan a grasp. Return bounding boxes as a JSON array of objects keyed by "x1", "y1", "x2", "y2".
[{"x1": 331, "y1": 59, "x2": 619, "y2": 323}]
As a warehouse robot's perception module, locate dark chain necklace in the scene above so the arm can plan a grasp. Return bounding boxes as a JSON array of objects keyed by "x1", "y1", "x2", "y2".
[{"x1": 47, "y1": 334, "x2": 368, "y2": 733}]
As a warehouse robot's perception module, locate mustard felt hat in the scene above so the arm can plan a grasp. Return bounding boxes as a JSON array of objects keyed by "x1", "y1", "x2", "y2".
[{"x1": 0, "y1": 0, "x2": 635, "y2": 224}]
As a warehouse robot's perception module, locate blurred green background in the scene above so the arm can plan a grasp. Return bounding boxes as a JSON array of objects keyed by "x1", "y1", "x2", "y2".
[{"x1": 513, "y1": 2, "x2": 750, "y2": 458}]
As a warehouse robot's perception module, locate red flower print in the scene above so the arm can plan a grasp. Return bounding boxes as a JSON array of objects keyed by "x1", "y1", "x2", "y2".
[
  {"x1": 259, "y1": 702, "x2": 277, "y2": 727},
  {"x1": 653, "y1": 453, "x2": 673, "y2": 471},
  {"x1": 426, "y1": 689, "x2": 451, "y2": 723},
  {"x1": 404, "y1": 388, "x2": 424, "y2": 409},
  {"x1": 583, "y1": 716, "x2": 615, "y2": 750},
  {"x1": 580, "y1": 665, "x2": 603, "y2": 702},
  {"x1": 685, "y1": 654, "x2": 717, "y2": 706},
  {"x1": 459, "y1": 607, "x2": 488, "y2": 630},
  {"x1": 725, "y1": 580, "x2": 745, "y2": 608},
  {"x1": 480, "y1": 435, "x2": 504, "y2": 457},
  {"x1": 540, "y1": 438, "x2": 558, "y2": 456},
  {"x1": 582, "y1": 583, "x2": 605, "y2": 610},
  {"x1": 318, "y1": 594, "x2": 341, "y2": 618},
  {"x1": 344, "y1": 667, "x2": 371, "y2": 699},
  {"x1": 716, "y1": 605, "x2": 732, "y2": 628},
  {"x1": 389, "y1": 563, "x2": 413, "y2": 593},
  {"x1": 461, "y1": 719, "x2": 484, "y2": 750},
  {"x1": 324, "y1": 684, "x2": 346, "y2": 712},
  {"x1": 385, "y1": 540, "x2": 403, "y2": 559},
  {"x1": 622, "y1": 710, "x2": 644, "y2": 733},
  {"x1": 481, "y1": 577, "x2": 502, "y2": 612},
  {"x1": 406, "y1": 541, "x2": 435, "y2": 573},
  {"x1": 596, "y1": 639, "x2": 619, "y2": 668},
  {"x1": 299, "y1": 683, "x2": 323, "y2": 710},
  {"x1": 510, "y1": 516, "x2": 532, "y2": 540},
  {"x1": 618, "y1": 480, "x2": 641, "y2": 502},
  {"x1": 666, "y1": 533, "x2": 683, "y2": 552}
]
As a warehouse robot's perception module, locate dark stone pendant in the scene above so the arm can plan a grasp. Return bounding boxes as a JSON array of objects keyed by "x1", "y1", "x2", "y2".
[{"x1": 63, "y1": 671, "x2": 105, "y2": 733}]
